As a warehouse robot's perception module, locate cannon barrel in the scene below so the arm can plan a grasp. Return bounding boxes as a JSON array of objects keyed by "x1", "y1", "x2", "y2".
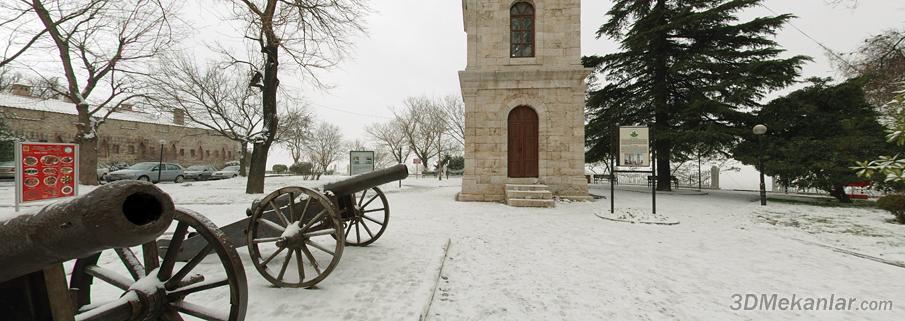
[
  {"x1": 323, "y1": 164, "x2": 409, "y2": 196},
  {"x1": 0, "y1": 181, "x2": 175, "y2": 283}
]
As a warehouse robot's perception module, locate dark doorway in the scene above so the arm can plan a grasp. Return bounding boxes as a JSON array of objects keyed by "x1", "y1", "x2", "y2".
[{"x1": 508, "y1": 106, "x2": 539, "y2": 178}]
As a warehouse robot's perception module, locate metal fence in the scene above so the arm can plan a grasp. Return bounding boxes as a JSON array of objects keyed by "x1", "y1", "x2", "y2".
[{"x1": 590, "y1": 172, "x2": 714, "y2": 190}]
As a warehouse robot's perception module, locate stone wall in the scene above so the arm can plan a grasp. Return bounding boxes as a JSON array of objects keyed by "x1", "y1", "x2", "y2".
[
  {"x1": 1, "y1": 106, "x2": 239, "y2": 167},
  {"x1": 458, "y1": 0, "x2": 589, "y2": 201},
  {"x1": 462, "y1": 0, "x2": 582, "y2": 71}
]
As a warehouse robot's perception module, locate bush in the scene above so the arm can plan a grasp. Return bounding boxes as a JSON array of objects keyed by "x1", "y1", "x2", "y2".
[
  {"x1": 447, "y1": 155, "x2": 464, "y2": 171},
  {"x1": 877, "y1": 195, "x2": 905, "y2": 224},
  {"x1": 272, "y1": 164, "x2": 288, "y2": 174},
  {"x1": 289, "y1": 162, "x2": 313, "y2": 175}
]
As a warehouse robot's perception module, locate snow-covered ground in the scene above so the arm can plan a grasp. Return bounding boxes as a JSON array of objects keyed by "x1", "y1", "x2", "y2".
[{"x1": 1, "y1": 177, "x2": 903, "y2": 320}]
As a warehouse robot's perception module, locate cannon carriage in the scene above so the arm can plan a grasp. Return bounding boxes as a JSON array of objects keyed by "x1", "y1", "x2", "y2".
[
  {"x1": 161, "y1": 164, "x2": 409, "y2": 288},
  {"x1": 0, "y1": 181, "x2": 248, "y2": 321},
  {"x1": 0, "y1": 165, "x2": 408, "y2": 320}
]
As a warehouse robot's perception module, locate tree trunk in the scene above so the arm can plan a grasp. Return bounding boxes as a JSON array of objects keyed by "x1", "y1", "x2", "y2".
[
  {"x1": 239, "y1": 143, "x2": 248, "y2": 177},
  {"x1": 245, "y1": 43, "x2": 280, "y2": 194},
  {"x1": 76, "y1": 134, "x2": 98, "y2": 185},
  {"x1": 75, "y1": 108, "x2": 98, "y2": 185},
  {"x1": 829, "y1": 185, "x2": 852, "y2": 203},
  {"x1": 246, "y1": 143, "x2": 269, "y2": 193},
  {"x1": 652, "y1": 0, "x2": 672, "y2": 192}
]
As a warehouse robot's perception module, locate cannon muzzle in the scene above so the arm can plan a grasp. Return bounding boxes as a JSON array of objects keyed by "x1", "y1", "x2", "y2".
[
  {"x1": 323, "y1": 164, "x2": 409, "y2": 196},
  {"x1": 0, "y1": 181, "x2": 175, "y2": 283}
]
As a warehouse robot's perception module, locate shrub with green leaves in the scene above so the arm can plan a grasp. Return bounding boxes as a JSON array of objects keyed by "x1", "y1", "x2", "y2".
[
  {"x1": 272, "y1": 164, "x2": 288, "y2": 174},
  {"x1": 854, "y1": 84, "x2": 905, "y2": 183},
  {"x1": 876, "y1": 194, "x2": 905, "y2": 224},
  {"x1": 290, "y1": 162, "x2": 313, "y2": 175}
]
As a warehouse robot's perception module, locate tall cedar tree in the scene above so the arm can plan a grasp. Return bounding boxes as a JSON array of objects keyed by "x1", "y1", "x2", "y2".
[
  {"x1": 733, "y1": 78, "x2": 890, "y2": 202},
  {"x1": 584, "y1": 0, "x2": 808, "y2": 190}
]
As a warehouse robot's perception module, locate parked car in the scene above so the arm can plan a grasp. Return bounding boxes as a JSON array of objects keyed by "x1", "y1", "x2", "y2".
[
  {"x1": 211, "y1": 165, "x2": 240, "y2": 180},
  {"x1": 0, "y1": 161, "x2": 14, "y2": 179},
  {"x1": 97, "y1": 165, "x2": 111, "y2": 181},
  {"x1": 184, "y1": 165, "x2": 217, "y2": 181},
  {"x1": 105, "y1": 162, "x2": 185, "y2": 183}
]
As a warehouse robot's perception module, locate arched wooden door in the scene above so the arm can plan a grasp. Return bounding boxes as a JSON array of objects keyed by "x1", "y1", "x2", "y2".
[{"x1": 508, "y1": 106, "x2": 539, "y2": 178}]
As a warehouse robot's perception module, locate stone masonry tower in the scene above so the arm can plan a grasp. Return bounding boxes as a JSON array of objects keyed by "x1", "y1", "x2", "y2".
[{"x1": 458, "y1": 0, "x2": 590, "y2": 205}]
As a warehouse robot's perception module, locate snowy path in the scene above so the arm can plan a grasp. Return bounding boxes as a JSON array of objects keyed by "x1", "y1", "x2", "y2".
[
  {"x1": 2, "y1": 177, "x2": 903, "y2": 320},
  {"x1": 418, "y1": 184, "x2": 903, "y2": 321}
]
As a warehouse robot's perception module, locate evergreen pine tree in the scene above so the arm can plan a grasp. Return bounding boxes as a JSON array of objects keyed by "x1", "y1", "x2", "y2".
[
  {"x1": 735, "y1": 78, "x2": 891, "y2": 202},
  {"x1": 584, "y1": 0, "x2": 809, "y2": 190}
]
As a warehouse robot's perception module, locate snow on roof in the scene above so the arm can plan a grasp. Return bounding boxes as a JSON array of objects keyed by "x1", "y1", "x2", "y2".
[{"x1": 0, "y1": 92, "x2": 201, "y2": 129}]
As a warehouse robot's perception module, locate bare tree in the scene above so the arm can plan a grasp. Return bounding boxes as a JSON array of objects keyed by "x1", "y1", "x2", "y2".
[
  {"x1": 438, "y1": 94, "x2": 465, "y2": 147},
  {"x1": 394, "y1": 96, "x2": 446, "y2": 169},
  {"x1": 0, "y1": 67, "x2": 21, "y2": 92},
  {"x1": 18, "y1": 0, "x2": 180, "y2": 185},
  {"x1": 277, "y1": 106, "x2": 313, "y2": 165},
  {"x1": 143, "y1": 55, "x2": 265, "y2": 176},
  {"x1": 833, "y1": 29, "x2": 905, "y2": 111},
  {"x1": 348, "y1": 138, "x2": 367, "y2": 151},
  {"x1": 824, "y1": 0, "x2": 859, "y2": 8},
  {"x1": 372, "y1": 147, "x2": 392, "y2": 168},
  {"x1": 26, "y1": 76, "x2": 64, "y2": 99},
  {"x1": 0, "y1": 1, "x2": 52, "y2": 68},
  {"x1": 305, "y1": 121, "x2": 343, "y2": 180},
  {"x1": 222, "y1": 0, "x2": 368, "y2": 193},
  {"x1": 0, "y1": 68, "x2": 63, "y2": 98},
  {"x1": 366, "y1": 119, "x2": 409, "y2": 164}
]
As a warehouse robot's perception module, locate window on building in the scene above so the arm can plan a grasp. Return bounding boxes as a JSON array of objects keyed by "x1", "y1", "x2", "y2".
[
  {"x1": 113, "y1": 145, "x2": 120, "y2": 154},
  {"x1": 180, "y1": 149, "x2": 185, "y2": 156},
  {"x1": 128, "y1": 145, "x2": 135, "y2": 154},
  {"x1": 190, "y1": 149, "x2": 196, "y2": 157},
  {"x1": 227, "y1": 151, "x2": 232, "y2": 159},
  {"x1": 510, "y1": 2, "x2": 535, "y2": 58},
  {"x1": 214, "y1": 150, "x2": 219, "y2": 158},
  {"x1": 206, "y1": 150, "x2": 210, "y2": 158}
]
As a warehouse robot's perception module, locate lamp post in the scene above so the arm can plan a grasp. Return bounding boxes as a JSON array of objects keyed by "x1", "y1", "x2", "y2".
[
  {"x1": 158, "y1": 139, "x2": 166, "y2": 183},
  {"x1": 753, "y1": 124, "x2": 768, "y2": 206}
]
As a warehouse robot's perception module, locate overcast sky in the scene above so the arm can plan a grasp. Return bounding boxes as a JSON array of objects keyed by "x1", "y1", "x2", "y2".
[
  {"x1": 6, "y1": 0, "x2": 905, "y2": 172},
  {"x1": 242, "y1": 0, "x2": 903, "y2": 168}
]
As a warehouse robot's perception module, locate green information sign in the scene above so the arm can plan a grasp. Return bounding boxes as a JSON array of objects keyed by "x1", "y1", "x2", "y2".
[{"x1": 349, "y1": 151, "x2": 375, "y2": 176}]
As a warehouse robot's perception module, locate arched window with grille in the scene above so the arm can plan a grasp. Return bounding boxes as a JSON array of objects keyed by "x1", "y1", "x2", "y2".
[{"x1": 510, "y1": 2, "x2": 535, "y2": 58}]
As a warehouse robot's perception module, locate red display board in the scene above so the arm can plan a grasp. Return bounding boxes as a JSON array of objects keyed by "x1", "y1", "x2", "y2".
[{"x1": 15, "y1": 142, "x2": 79, "y2": 206}]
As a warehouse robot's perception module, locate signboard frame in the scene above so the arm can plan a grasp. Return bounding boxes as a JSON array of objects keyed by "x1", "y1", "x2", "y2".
[
  {"x1": 349, "y1": 150, "x2": 376, "y2": 176},
  {"x1": 610, "y1": 125, "x2": 657, "y2": 214},
  {"x1": 617, "y1": 126, "x2": 652, "y2": 169},
  {"x1": 15, "y1": 142, "x2": 80, "y2": 211}
]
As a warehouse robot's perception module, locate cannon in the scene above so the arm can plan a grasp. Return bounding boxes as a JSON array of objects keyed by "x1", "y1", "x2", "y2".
[
  {"x1": 0, "y1": 181, "x2": 248, "y2": 321},
  {"x1": 163, "y1": 164, "x2": 408, "y2": 288}
]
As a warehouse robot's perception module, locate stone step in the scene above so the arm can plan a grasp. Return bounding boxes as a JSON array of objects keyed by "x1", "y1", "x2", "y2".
[
  {"x1": 505, "y1": 190, "x2": 553, "y2": 200},
  {"x1": 507, "y1": 198, "x2": 555, "y2": 208},
  {"x1": 507, "y1": 178, "x2": 541, "y2": 185},
  {"x1": 505, "y1": 184, "x2": 550, "y2": 191}
]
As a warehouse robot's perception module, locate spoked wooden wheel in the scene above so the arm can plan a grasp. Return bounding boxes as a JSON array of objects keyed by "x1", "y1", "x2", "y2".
[
  {"x1": 70, "y1": 208, "x2": 248, "y2": 321},
  {"x1": 246, "y1": 186, "x2": 344, "y2": 288},
  {"x1": 344, "y1": 187, "x2": 390, "y2": 246}
]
